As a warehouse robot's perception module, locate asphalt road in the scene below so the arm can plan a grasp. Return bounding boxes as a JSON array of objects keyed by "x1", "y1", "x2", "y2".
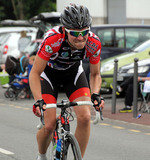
[{"x1": 1, "y1": 86, "x2": 150, "y2": 160}]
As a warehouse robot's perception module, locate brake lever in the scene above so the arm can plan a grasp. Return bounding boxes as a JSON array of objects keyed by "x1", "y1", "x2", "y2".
[
  {"x1": 99, "y1": 107, "x2": 103, "y2": 121},
  {"x1": 40, "y1": 107, "x2": 45, "y2": 125},
  {"x1": 93, "y1": 105, "x2": 104, "y2": 124}
]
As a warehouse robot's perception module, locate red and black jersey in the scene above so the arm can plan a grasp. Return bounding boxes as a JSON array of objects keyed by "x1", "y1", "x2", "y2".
[{"x1": 37, "y1": 26, "x2": 101, "y2": 70}]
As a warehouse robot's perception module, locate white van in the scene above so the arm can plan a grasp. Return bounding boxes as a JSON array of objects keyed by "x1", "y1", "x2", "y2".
[{"x1": 0, "y1": 27, "x2": 38, "y2": 64}]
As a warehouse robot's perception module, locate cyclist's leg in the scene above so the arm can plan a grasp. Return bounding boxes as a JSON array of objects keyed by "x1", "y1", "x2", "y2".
[
  {"x1": 71, "y1": 93, "x2": 91, "y2": 158},
  {"x1": 37, "y1": 74, "x2": 58, "y2": 159},
  {"x1": 64, "y1": 65, "x2": 91, "y2": 158},
  {"x1": 37, "y1": 105, "x2": 56, "y2": 154}
]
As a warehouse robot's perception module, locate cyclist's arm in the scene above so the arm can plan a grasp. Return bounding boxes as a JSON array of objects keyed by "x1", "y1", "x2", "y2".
[
  {"x1": 90, "y1": 61, "x2": 104, "y2": 109},
  {"x1": 89, "y1": 61, "x2": 101, "y2": 95},
  {"x1": 29, "y1": 55, "x2": 48, "y2": 101}
]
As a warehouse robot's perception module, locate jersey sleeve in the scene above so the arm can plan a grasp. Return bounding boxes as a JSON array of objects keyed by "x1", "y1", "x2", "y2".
[
  {"x1": 37, "y1": 28, "x2": 65, "y2": 61},
  {"x1": 89, "y1": 43, "x2": 101, "y2": 64},
  {"x1": 86, "y1": 33, "x2": 101, "y2": 64}
]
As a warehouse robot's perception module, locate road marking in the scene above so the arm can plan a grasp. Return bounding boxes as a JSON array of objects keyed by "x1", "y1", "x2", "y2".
[
  {"x1": 112, "y1": 126, "x2": 125, "y2": 129},
  {"x1": 0, "y1": 148, "x2": 14, "y2": 155},
  {"x1": 99, "y1": 123, "x2": 110, "y2": 126},
  {"x1": 23, "y1": 108, "x2": 30, "y2": 110},
  {"x1": 144, "y1": 133, "x2": 150, "y2": 135},
  {"x1": 0, "y1": 104, "x2": 6, "y2": 106},
  {"x1": 128, "y1": 129, "x2": 141, "y2": 133},
  {"x1": 15, "y1": 106, "x2": 22, "y2": 109},
  {"x1": 9, "y1": 104, "x2": 15, "y2": 107}
]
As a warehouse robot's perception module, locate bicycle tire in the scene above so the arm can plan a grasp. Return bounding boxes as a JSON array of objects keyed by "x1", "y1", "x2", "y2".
[{"x1": 62, "y1": 133, "x2": 82, "y2": 160}]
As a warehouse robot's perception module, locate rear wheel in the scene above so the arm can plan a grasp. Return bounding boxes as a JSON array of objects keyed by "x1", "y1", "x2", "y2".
[{"x1": 62, "y1": 133, "x2": 82, "y2": 160}]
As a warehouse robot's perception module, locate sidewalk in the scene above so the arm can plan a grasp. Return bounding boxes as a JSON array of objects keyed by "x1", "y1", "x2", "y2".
[{"x1": 102, "y1": 97, "x2": 150, "y2": 126}]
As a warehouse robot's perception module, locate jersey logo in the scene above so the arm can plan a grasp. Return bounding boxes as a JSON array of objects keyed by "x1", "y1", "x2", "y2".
[
  {"x1": 51, "y1": 38, "x2": 64, "y2": 47},
  {"x1": 93, "y1": 49, "x2": 101, "y2": 57},
  {"x1": 61, "y1": 52, "x2": 69, "y2": 57},
  {"x1": 50, "y1": 52, "x2": 59, "y2": 60},
  {"x1": 45, "y1": 45, "x2": 53, "y2": 53}
]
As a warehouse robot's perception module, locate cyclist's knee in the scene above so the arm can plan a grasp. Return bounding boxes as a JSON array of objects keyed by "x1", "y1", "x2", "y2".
[
  {"x1": 77, "y1": 112, "x2": 91, "y2": 126},
  {"x1": 44, "y1": 123, "x2": 56, "y2": 136}
]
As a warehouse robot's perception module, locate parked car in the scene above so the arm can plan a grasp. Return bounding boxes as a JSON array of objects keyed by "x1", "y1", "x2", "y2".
[
  {"x1": 117, "y1": 58, "x2": 150, "y2": 84},
  {"x1": 91, "y1": 24, "x2": 150, "y2": 60},
  {"x1": 82, "y1": 24, "x2": 150, "y2": 83},
  {"x1": 0, "y1": 27, "x2": 38, "y2": 64},
  {"x1": 100, "y1": 39, "x2": 150, "y2": 92}
]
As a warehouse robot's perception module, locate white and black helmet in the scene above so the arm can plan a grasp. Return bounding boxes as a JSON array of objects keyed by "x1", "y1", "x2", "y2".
[{"x1": 60, "y1": 4, "x2": 92, "y2": 29}]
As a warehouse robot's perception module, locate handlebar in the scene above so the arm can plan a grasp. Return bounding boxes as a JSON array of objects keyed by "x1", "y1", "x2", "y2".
[
  {"x1": 46, "y1": 101, "x2": 93, "y2": 108},
  {"x1": 46, "y1": 101, "x2": 103, "y2": 122},
  {"x1": 37, "y1": 100, "x2": 103, "y2": 129}
]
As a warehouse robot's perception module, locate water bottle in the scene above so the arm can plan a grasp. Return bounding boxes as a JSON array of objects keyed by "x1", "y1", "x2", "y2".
[
  {"x1": 136, "y1": 114, "x2": 141, "y2": 119},
  {"x1": 56, "y1": 139, "x2": 61, "y2": 160}
]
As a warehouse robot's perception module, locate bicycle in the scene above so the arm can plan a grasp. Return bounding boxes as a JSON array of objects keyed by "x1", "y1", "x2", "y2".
[{"x1": 37, "y1": 99, "x2": 103, "y2": 160}]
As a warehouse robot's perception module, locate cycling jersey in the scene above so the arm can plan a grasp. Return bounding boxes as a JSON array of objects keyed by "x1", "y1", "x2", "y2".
[
  {"x1": 37, "y1": 26, "x2": 101, "y2": 70},
  {"x1": 37, "y1": 26, "x2": 101, "y2": 102}
]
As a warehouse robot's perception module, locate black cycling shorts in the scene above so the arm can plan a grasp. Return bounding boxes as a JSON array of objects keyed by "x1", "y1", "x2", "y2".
[{"x1": 40, "y1": 62, "x2": 90, "y2": 103}]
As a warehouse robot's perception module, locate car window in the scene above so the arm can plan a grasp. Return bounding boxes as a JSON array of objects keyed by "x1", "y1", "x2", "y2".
[
  {"x1": 125, "y1": 28, "x2": 150, "y2": 49},
  {"x1": 0, "y1": 33, "x2": 10, "y2": 45},
  {"x1": 133, "y1": 39, "x2": 150, "y2": 52},
  {"x1": 115, "y1": 28, "x2": 125, "y2": 48},
  {"x1": 97, "y1": 28, "x2": 114, "y2": 47}
]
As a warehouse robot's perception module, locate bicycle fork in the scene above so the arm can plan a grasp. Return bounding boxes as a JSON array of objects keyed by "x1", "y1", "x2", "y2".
[{"x1": 53, "y1": 113, "x2": 70, "y2": 160}]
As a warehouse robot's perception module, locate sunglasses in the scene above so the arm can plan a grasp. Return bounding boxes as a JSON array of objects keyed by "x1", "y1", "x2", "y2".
[{"x1": 65, "y1": 28, "x2": 90, "y2": 37}]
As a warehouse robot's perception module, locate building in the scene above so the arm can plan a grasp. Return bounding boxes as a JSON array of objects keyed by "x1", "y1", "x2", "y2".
[{"x1": 56, "y1": 0, "x2": 150, "y2": 25}]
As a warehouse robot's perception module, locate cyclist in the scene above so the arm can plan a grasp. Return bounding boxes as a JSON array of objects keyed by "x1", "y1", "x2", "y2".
[{"x1": 29, "y1": 4, "x2": 104, "y2": 160}]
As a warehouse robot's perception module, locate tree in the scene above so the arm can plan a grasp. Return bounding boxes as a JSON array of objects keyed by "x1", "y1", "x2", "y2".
[
  {"x1": 0, "y1": 6, "x2": 5, "y2": 21},
  {"x1": 0, "y1": 0, "x2": 56, "y2": 20}
]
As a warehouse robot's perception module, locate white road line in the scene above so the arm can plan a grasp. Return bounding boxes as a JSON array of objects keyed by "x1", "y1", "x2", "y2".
[{"x1": 0, "y1": 148, "x2": 14, "y2": 155}]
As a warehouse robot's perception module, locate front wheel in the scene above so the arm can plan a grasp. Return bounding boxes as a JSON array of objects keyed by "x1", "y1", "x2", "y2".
[{"x1": 62, "y1": 133, "x2": 82, "y2": 160}]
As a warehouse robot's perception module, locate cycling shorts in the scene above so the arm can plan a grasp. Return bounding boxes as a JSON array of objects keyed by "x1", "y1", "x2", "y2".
[{"x1": 40, "y1": 62, "x2": 91, "y2": 104}]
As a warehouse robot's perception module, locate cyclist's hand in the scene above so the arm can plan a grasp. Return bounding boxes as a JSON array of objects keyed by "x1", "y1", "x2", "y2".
[
  {"x1": 33, "y1": 99, "x2": 46, "y2": 117},
  {"x1": 91, "y1": 93, "x2": 104, "y2": 111},
  {"x1": 100, "y1": 98, "x2": 105, "y2": 109}
]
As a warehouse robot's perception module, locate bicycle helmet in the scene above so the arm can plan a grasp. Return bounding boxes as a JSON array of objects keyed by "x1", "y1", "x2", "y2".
[{"x1": 60, "y1": 4, "x2": 92, "y2": 29}]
